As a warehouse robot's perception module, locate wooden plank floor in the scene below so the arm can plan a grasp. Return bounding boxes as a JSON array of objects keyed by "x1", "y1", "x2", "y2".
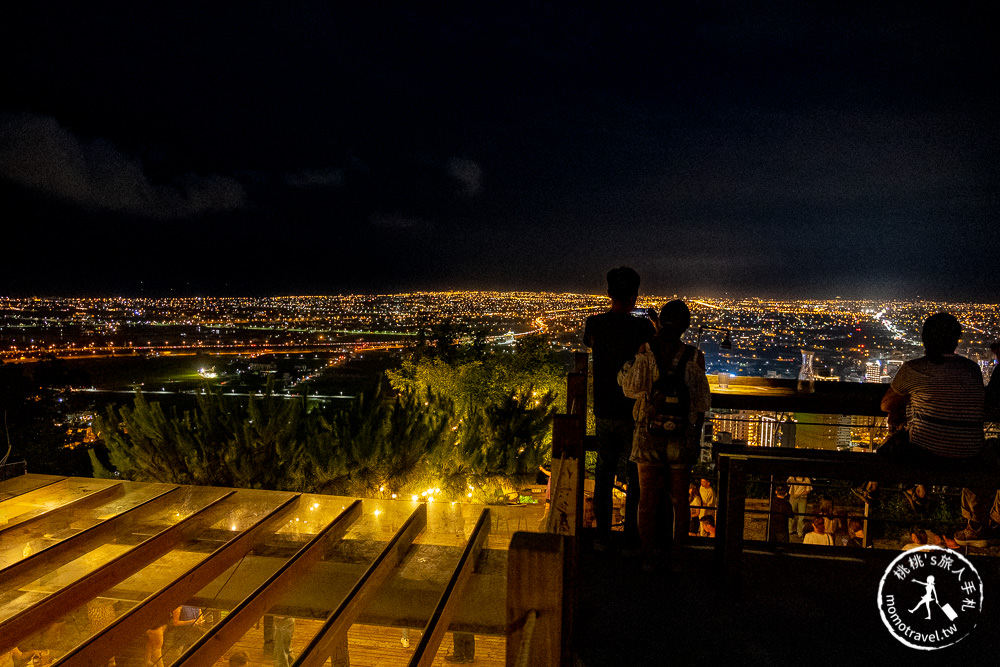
[{"x1": 210, "y1": 619, "x2": 505, "y2": 667}]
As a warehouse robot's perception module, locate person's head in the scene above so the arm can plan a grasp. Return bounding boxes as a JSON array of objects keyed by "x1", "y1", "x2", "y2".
[
  {"x1": 700, "y1": 478, "x2": 712, "y2": 488},
  {"x1": 811, "y1": 516, "x2": 825, "y2": 533},
  {"x1": 658, "y1": 299, "x2": 691, "y2": 338},
  {"x1": 848, "y1": 518, "x2": 863, "y2": 535},
  {"x1": 775, "y1": 484, "x2": 788, "y2": 497},
  {"x1": 909, "y1": 526, "x2": 928, "y2": 545},
  {"x1": 229, "y1": 650, "x2": 250, "y2": 667},
  {"x1": 700, "y1": 515, "x2": 715, "y2": 533},
  {"x1": 606, "y1": 267, "x2": 640, "y2": 307},
  {"x1": 921, "y1": 313, "x2": 962, "y2": 357}
]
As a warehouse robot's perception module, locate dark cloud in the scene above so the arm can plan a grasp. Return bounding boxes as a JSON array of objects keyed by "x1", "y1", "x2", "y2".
[
  {"x1": 282, "y1": 169, "x2": 344, "y2": 189},
  {"x1": 447, "y1": 158, "x2": 483, "y2": 197},
  {"x1": 0, "y1": 113, "x2": 247, "y2": 218},
  {"x1": 0, "y1": 3, "x2": 996, "y2": 298},
  {"x1": 369, "y1": 213, "x2": 430, "y2": 231}
]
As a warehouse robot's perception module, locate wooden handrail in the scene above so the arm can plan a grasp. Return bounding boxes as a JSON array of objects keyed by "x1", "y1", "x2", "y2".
[
  {"x1": 506, "y1": 532, "x2": 570, "y2": 667},
  {"x1": 714, "y1": 448, "x2": 1000, "y2": 577}
]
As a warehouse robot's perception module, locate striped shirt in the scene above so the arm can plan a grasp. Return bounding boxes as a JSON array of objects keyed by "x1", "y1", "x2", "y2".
[{"x1": 890, "y1": 354, "x2": 985, "y2": 457}]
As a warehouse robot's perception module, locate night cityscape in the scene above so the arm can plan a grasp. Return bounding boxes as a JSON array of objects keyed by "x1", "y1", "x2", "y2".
[
  {"x1": 2, "y1": 2, "x2": 998, "y2": 665},
  {"x1": 3, "y1": 292, "x2": 998, "y2": 379},
  {"x1": 2, "y1": 291, "x2": 997, "y2": 457}
]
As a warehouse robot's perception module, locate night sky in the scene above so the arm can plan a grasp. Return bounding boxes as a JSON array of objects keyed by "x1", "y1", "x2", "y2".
[{"x1": 2, "y1": 2, "x2": 997, "y2": 299}]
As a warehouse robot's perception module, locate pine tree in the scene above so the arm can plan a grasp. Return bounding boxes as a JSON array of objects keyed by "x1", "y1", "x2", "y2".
[{"x1": 94, "y1": 382, "x2": 330, "y2": 490}]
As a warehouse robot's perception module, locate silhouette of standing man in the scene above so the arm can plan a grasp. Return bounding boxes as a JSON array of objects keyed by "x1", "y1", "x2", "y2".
[{"x1": 584, "y1": 267, "x2": 655, "y2": 552}]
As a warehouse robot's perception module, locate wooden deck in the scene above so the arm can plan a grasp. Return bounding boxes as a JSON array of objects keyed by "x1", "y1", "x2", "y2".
[{"x1": 209, "y1": 620, "x2": 504, "y2": 667}]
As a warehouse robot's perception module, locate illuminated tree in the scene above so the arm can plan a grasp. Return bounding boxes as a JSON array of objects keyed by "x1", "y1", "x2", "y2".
[
  {"x1": 308, "y1": 385, "x2": 454, "y2": 497},
  {"x1": 93, "y1": 333, "x2": 565, "y2": 502},
  {"x1": 94, "y1": 383, "x2": 322, "y2": 490}
]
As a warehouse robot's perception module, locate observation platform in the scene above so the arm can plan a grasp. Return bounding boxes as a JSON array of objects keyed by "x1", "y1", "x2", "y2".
[
  {"x1": 5, "y1": 370, "x2": 998, "y2": 665},
  {"x1": 0, "y1": 474, "x2": 543, "y2": 666},
  {"x1": 574, "y1": 533, "x2": 1000, "y2": 664}
]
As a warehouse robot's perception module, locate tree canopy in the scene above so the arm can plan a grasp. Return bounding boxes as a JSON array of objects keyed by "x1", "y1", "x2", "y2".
[{"x1": 94, "y1": 335, "x2": 567, "y2": 502}]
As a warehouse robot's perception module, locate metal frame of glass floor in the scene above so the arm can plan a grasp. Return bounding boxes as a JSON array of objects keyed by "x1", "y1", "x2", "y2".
[{"x1": 1, "y1": 474, "x2": 545, "y2": 666}]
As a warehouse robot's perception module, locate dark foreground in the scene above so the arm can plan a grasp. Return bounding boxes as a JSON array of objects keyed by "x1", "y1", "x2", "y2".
[{"x1": 575, "y1": 536, "x2": 1000, "y2": 665}]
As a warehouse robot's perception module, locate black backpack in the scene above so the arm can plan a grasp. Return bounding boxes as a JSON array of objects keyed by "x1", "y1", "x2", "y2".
[{"x1": 646, "y1": 343, "x2": 695, "y2": 438}]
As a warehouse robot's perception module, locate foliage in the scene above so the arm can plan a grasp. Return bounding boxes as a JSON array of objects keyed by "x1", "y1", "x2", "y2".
[
  {"x1": 386, "y1": 332, "x2": 566, "y2": 412},
  {"x1": 458, "y1": 388, "x2": 557, "y2": 502},
  {"x1": 308, "y1": 385, "x2": 455, "y2": 498},
  {"x1": 385, "y1": 330, "x2": 565, "y2": 499},
  {"x1": 94, "y1": 377, "x2": 559, "y2": 503},
  {"x1": 866, "y1": 484, "x2": 963, "y2": 541},
  {"x1": 1, "y1": 359, "x2": 91, "y2": 476},
  {"x1": 94, "y1": 382, "x2": 322, "y2": 491},
  {"x1": 92, "y1": 330, "x2": 567, "y2": 501}
]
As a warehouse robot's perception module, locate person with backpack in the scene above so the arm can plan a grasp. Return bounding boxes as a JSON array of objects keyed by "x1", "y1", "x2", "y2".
[{"x1": 619, "y1": 299, "x2": 710, "y2": 571}]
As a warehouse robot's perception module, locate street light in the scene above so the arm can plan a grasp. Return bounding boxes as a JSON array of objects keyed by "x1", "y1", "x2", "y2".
[{"x1": 696, "y1": 325, "x2": 732, "y2": 350}]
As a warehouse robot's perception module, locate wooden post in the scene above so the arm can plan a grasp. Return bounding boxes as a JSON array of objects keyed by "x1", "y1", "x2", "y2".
[
  {"x1": 566, "y1": 372, "x2": 587, "y2": 420},
  {"x1": 714, "y1": 454, "x2": 729, "y2": 565},
  {"x1": 506, "y1": 532, "x2": 570, "y2": 667},
  {"x1": 723, "y1": 456, "x2": 747, "y2": 581},
  {"x1": 551, "y1": 415, "x2": 584, "y2": 538}
]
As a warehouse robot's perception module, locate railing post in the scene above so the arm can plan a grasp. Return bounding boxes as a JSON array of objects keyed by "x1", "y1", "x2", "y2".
[
  {"x1": 714, "y1": 455, "x2": 747, "y2": 580},
  {"x1": 723, "y1": 457, "x2": 747, "y2": 578},
  {"x1": 714, "y1": 454, "x2": 730, "y2": 564},
  {"x1": 506, "y1": 531, "x2": 571, "y2": 667},
  {"x1": 566, "y1": 354, "x2": 588, "y2": 421},
  {"x1": 551, "y1": 415, "x2": 584, "y2": 538}
]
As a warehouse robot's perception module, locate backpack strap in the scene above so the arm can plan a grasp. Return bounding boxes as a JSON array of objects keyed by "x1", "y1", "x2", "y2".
[{"x1": 650, "y1": 343, "x2": 695, "y2": 388}]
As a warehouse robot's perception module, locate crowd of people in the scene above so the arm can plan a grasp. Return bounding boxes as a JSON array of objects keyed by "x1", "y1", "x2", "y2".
[
  {"x1": 585, "y1": 266, "x2": 999, "y2": 571},
  {"x1": 773, "y1": 314, "x2": 1000, "y2": 552}
]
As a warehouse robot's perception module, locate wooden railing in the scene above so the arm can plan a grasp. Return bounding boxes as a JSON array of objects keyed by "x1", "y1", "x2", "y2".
[
  {"x1": 714, "y1": 443, "x2": 1000, "y2": 578},
  {"x1": 501, "y1": 353, "x2": 588, "y2": 667}
]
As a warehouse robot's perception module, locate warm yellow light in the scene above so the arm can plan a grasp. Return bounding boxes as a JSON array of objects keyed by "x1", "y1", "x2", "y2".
[{"x1": 373, "y1": 509, "x2": 382, "y2": 517}]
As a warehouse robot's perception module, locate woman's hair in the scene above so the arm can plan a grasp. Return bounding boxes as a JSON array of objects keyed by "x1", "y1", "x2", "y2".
[{"x1": 658, "y1": 299, "x2": 691, "y2": 336}]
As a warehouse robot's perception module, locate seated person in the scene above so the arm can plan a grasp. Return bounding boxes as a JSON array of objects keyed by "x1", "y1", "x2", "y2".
[
  {"x1": 842, "y1": 518, "x2": 865, "y2": 547},
  {"x1": 902, "y1": 526, "x2": 929, "y2": 551},
  {"x1": 803, "y1": 516, "x2": 833, "y2": 546},
  {"x1": 768, "y1": 484, "x2": 793, "y2": 543}
]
